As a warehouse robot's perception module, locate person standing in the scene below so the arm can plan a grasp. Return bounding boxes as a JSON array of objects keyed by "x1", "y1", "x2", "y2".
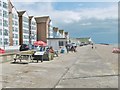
[
  {"x1": 49, "y1": 46, "x2": 54, "y2": 60},
  {"x1": 65, "y1": 44, "x2": 70, "y2": 53},
  {"x1": 92, "y1": 43, "x2": 94, "y2": 49}
]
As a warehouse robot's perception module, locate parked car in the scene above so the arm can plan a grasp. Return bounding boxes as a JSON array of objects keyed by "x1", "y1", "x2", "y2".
[
  {"x1": 79, "y1": 43, "x2": 84, "y2": 46},
  {"x1": 19, "y1": 44, "x2": 29, "y2": 51},
  {"x1": 71, "y1": 43, "x2": 77, "y2": 47},
  {"x1": 0, "y1": 48, "x2": 5, "y2": 54}
]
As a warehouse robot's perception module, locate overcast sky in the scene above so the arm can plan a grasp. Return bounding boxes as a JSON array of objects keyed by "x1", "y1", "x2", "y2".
[{"x1": 11, "y1": 0, "x2": 118, "y2": 44}]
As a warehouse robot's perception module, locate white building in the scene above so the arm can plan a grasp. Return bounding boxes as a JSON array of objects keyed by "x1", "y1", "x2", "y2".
[
  {"x1": 0, "y1": 0, "x2": 9, "y2": 48},
  {"x1": 12, "y1": 7, "x2": 19, "y2": 46},
  {"x1": 22, "y1": 12, "x2": 29, "y2": 45},
  {"x1": 31, "y1": 17, "x2": 37, "y2": 44},
  {"x1": 48, "y1": 20, "x2": 53, "y2": 38},
  {"x1": 59, "y1": 30, "x2": 65, "y2": 38},
  {"x1": 53, "y1": 27, "x2": 61, "y2": 38}
]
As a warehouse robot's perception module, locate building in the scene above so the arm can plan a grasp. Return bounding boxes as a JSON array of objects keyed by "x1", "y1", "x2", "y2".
[
  {"x1": 48, "y1": 20, "x2": 53, "y2": 38},
  {"x1": 59, "y1": 30, "x2": 65, "y2": 38},
  {"x1": 12, "y1": 8, "x2": 19, "y2": 46},
  {"x1": 8, "y1": 0, "x2": 19, "y2": 46},
  {"x1": 0, "y1": 0, "x2": 69, "y2": 50},
  {"x1": 48, "y1": 28, "x2": 69, "y2": 50},
  {"x1": 30, "y1": 16, "x2": 37, "y2": 44},
  {"x1": 53, "y1": 27, "x2": 61, "y2": 38},
  {"x1": 0, "y1": 0, "x2": 9, "y2": 49},
  {"x1": 17, "y1": 11, "x2": 30, "y2": 45},
  {"x1": 35, "y1": 16, "x2": 53, "y2": 43},
  {"x1": 47, "y1": 38, "x2": 67, "y2": 50},
  {"x1": 64, "y1": 32, "x2": 70, "y2": 44},
  {"x1": 76, "y1": 37, "x2": 92, "y2": 44}
]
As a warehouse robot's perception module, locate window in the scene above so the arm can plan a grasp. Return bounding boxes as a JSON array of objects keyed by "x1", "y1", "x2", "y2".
[
  {"x1": 32, "y1": 21, "x2": 36, "y2": 25},
  {"x1": 13, "y1": 40, "x2": 18, "y2": 45},
  {"x1": 0, "y1": 19, "x2": 2, "y2": 25},
  {"x1": 15, "y1": 14, "x2": 18, "y2": 19},
  {"x1": 23, "y1": 35, "x2": 29, "y2": 39},
  {"x1": 3, "y1": 20, "x2": 8, "y2": 27},
  {"x1": 3, "y1": 10, "x2": 8, "y2": 18},
  {"x1": 3, "y1": 2, "x2": 8, "y2": 9},
  {"x1": 59, "y1": 41, "x2": 64, "y2": 46},
  {"x1": 23, "y1": 23, "x2": 28, "y2": 28},
  {"x1": 16, "y1": 40, "x2": 18, "y2": 45},
  {"x1": 23, "y1": 29, "x2": 29, "y2": 34},
  {"x1": 4, "y1": 29, "x2": 8, "y2": 36},
  {"x1": 31, "y1": 26, "x2": 36, "y2": 30},
  {"x1": 13, "y1": 34, "x2": 18, "y2": 38},
  {"x1": 23, "y1": 17, "x2": 28, "y2": 23},
  {"x1": 0, "y1": 38, "x2": 2, "y2": 45},
  {"x1": 15, "y1": 21, "x2": 18, "y2": 25},
  {"x1": 0, "y1": 29, "x2": 2, "y2": 35},
  {"x1": 31, "y1": 35, "x2": 36, "y2": 39},
  {"x1": 4, "y1": 38, "x2": 8, "y2": 45},
  {"x1": 0, "y1": 1, "x2": 1, "y2": 7},
  {"x1": 12, "y1": 20, "x2": 14, "y2": 25},
  {"x1": 15, "y1": 27, "x2": 18, "y2": 32},
  {"x1": 0, "y1": 10, "x2": 2, "y2": 16},
  {"x1": 12, "y1": 27, "x2": 14, "y2": 31}
]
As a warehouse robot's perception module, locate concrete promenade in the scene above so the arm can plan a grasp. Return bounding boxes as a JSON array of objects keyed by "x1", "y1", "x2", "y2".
[{"x1": 0, "y1": 44, "x2": 118, "y2": 88}]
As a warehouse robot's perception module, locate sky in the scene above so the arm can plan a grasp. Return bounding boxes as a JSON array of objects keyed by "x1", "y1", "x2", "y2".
[{"x1": 11, "y1": 0, "x2": 118, "y2": 44}]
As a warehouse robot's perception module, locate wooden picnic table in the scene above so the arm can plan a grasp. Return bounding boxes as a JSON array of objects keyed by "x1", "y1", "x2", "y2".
[{"x1": 14, "y1": 50, "x2": 35, "y2": 63}]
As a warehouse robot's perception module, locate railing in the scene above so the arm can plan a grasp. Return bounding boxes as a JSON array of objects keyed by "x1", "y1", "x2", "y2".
[{"x1": 0, "y1": 52, "x2": 19, "y2": 63}]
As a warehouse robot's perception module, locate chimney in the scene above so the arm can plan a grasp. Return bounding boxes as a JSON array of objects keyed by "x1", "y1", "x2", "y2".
[{"x1": 35, "y1": 16, "x2": 50, "y2": 43}]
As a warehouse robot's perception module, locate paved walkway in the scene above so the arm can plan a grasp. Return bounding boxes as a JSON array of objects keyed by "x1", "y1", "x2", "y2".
[{"x1": 1, "y1": 45, "x2": 118, "y2": 88}]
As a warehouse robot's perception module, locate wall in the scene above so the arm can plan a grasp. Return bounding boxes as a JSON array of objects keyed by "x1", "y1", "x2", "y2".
[{"x1": 47, "y1": 39, "x2": 67, "y2": 50}]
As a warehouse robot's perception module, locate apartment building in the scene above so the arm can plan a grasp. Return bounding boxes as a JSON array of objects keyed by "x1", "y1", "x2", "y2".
[
  {"x1": 0, "y1": 0, "x2": 9, "y2": 48},
  {"x1": 30, "y1": 17, "x2": 37, "y2": 44},
  {"x1": 12, "y1": 8, "x2": 19, "y2": 46},
  {"x1": 48, "y1": 20, "x2": 53, "y2": 38},
  {"x1": 23, "y1": 12, "x2": 29, "y2": 44},
  {"x1": 17, "y1": 11, "x2": 29, "y2": 45}
]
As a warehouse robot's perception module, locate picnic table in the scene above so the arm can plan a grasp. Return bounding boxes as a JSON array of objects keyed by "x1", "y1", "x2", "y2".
[{"x1": 14, "y1": 50, "x2": 35, "y2": 63}]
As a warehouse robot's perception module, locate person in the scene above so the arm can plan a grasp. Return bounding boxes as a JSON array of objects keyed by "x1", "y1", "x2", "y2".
[
  {"x1": 71, "y1": 46, "x2": 75, "y2": 52},
  {"x1": 49, "y1": 46, "x2": 54, "y2": 60},
  {"x1": 65, "y1": 44, "x2": 70, "y2": 53},
  {"x1": 74, "y1": 46, "x2": 77, "y2": 52},
  {"x1": 49, "y1": 46, "x2": 54, "y2": 53},
  {"x1": 92, "y1": 43, "x2": 93, "y2": 49}
]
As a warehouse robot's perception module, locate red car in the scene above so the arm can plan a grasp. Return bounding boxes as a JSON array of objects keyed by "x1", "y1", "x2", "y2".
[{"x1": 0, "y1": 48, "x2": 5, "y2": 54}]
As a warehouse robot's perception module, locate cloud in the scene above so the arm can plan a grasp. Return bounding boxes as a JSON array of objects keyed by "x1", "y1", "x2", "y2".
[
  {"x1": 12, "y1": 2, "x2": 118, "y2": 25},
  {"x1": 80, "y1": 23, "x2": 92, "y2": 26},
  {"x1": 78, "y1": 5, "x2": 118, "y2": 20},
  {"x1": 11, "y1": 2, "x2": 118, "y2": 44}
]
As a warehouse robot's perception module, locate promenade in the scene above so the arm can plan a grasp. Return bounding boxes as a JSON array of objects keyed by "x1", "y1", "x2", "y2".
[{"x1": 1, "y1": 44, "x2": 118, "y2": 88}]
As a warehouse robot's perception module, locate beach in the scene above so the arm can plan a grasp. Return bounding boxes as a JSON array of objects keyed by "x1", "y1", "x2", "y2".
[{"x1": 0, "y1": 44, "x2": 118, "y2": 88}]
